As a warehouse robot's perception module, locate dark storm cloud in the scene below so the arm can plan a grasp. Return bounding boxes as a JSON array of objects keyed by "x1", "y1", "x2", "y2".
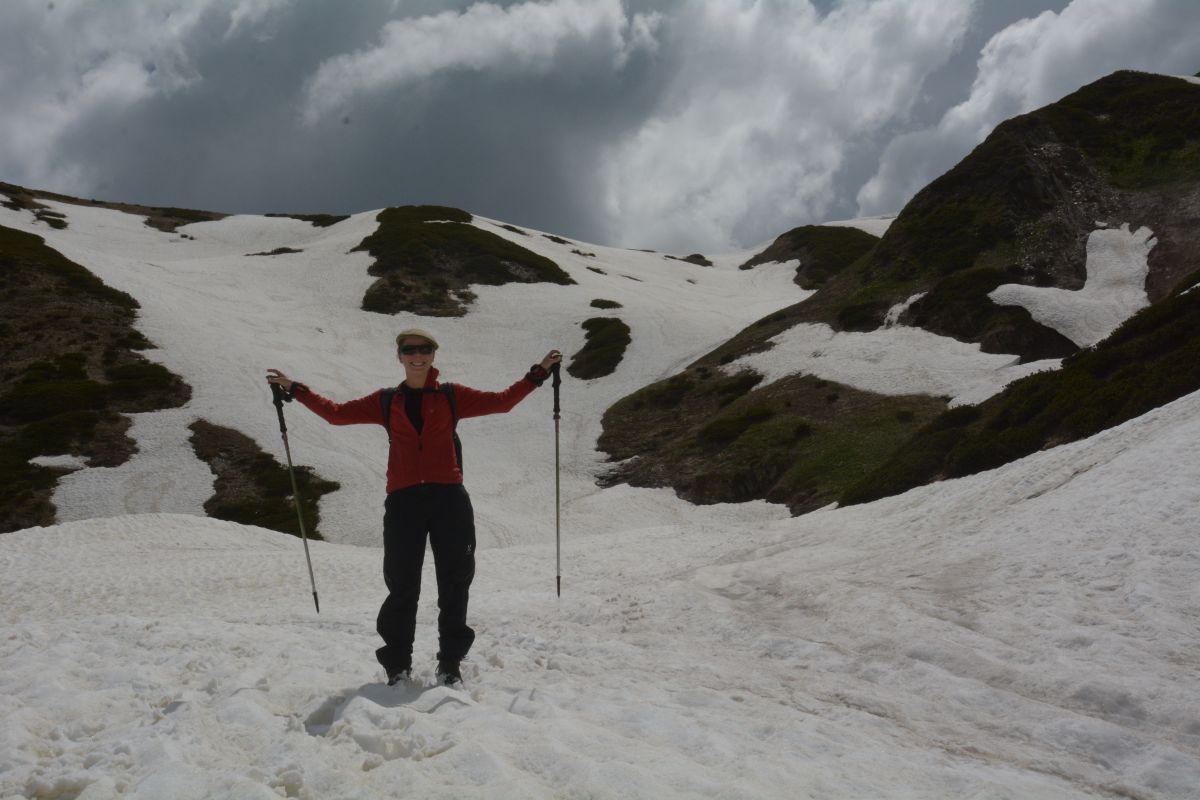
[
  {"x1": 1, "y1": 0, "x2": 1198, "y2": 253},
  {"x1": 1, "y1": 0, "x2": 669, "y2": 244},
  {"x1": 857, "y1": 0, "x2": 1200, "y2": 215}
]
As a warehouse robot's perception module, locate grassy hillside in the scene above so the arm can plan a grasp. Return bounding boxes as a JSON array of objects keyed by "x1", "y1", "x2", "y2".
[
  {"x1": 599, "y1": 70, "x2": 1200, "y2": 515},
  {"x1": 353, "y1": 205, "x2": 574, "y2": 316},
  {"x1": 0, "y1": 218, "x2": 342, "y2": 537},
  {"x1": 597, "y1": 224, "x2": 947, "y2": 513},
  {"x1": 600, "y1": 367, "x2": 944, "y2": 514},
  {"x1": 0, "y1": 224, "x2": 192, "y2": 531},
  {"x1": 794, "y1": 71, "x2": 1200, "y2": 359},
  {"x1": 842, "y1": 276, "x2": 1200, "y2": 505},
  {"x1": 740, "y1": 224, "x2": 879, "y2": 289}
]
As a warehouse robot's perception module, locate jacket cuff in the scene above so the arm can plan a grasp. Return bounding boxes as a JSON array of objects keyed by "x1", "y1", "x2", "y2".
[
  {"x1": 285, "y1": 382, "x2": 310, "y2": 401},
  {"x1": 525, "y1": 364, "x2": 549, "y2": 386}
]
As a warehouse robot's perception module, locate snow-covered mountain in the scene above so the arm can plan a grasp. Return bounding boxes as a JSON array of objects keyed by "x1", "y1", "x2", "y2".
[
  {"x1": 601, "y1": 70, "x2": 1200, "y2": 513},
  {"x1": 2, "y1": 188, "x2": 1199, "y2": 797},
  {"x1": 2, "y1": 68, "x2": 1199, "y2": 799}
]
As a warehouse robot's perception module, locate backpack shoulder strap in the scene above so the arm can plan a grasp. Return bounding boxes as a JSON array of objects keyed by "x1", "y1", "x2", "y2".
[
  {"x1": 379, "y1": 387, "x2": 398, "y2": 435},
  {"x1": 439, "y1": 383, "x2": 458, "y2": 427},
  {"x1": 438, "y1": 383, "x2": 463, "y2": 474}
]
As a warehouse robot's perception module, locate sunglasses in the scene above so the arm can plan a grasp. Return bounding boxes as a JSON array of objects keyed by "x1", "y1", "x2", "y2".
[{"x1": 399, "y1": 344, "x2": 436, "y2": 355}]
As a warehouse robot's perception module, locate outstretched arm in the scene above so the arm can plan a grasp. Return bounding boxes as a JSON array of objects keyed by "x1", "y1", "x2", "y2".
[
  {"x1": 264, "y1": 368, "x2": 381, "y2": 426},
  {"x1": 455, "y1": 349, "x2": 563, "y2": 418}
]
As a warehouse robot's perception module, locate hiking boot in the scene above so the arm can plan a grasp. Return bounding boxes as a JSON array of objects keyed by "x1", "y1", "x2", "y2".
[
  {"x1": 435, "y1": 660, "x2": 463, "y2": 687},
  {"x1": 387, "y1": 667, "x2": 412, "y2": 686}
]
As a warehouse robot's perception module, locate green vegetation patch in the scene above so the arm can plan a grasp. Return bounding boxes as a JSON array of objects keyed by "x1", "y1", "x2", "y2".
[
  {"x1": 794, "y1": 71, "x2": 1200, "y2": 354},
  {"x1": 1038, "y1": 72, "x2": 1200, "y2": 188},
  {"x1": 696, "y1": 405, "x2": 775, "y2": 446},
  {"x1": 3, "y1": 180, "x2": 228, "y2": 232},
  {"x1": 741, "y1": 225, "x2": 879, "y2": 289},
  {"x1": 103, "y1": 362, "x2": 189, "y2": 410},
  {"x1": 141, "y1": 206, "x2": 221, "y2": 228},
  {"x1": 248, "y1": 247, "x2": 303, "y2": 257},
  {"x1": 265, "y1": 213, "x2": 349, "y2": 228},
  {"x1": 0, "y1": 182, "x2": 69, "y2": 229},
  {"x1": 842, "y1": 285, "x2": 1200, "y2": 506},
  {"x1": 602, "y1": 371, "x2": 945, "y2": 513},
  {"x1": 0, "y1": 454, "x2": 63, "y2": 533},
  {"x1": 567, "y1": 317, "x2": 632, "y2": 380},
  {"x1": 0, "y1": 405, "x2": 138, "y2": 532},
  {"x1": 189, "y1": 420, "x2": 339, "y2": 540},
  {"x1": 0, "y1": 379, "x2": 108, "y2": 422},
  {"x1": 353, "y1": 206, "x2": 574, "y2": 316},
  {"x1": 0, "y1": 226, "x2": 138, "y2": 309},
  {"x1": 590, "y1": 298, "x2": 622, "y2": 309},
  {"x1": 666, "y1": 253, "x2": 713, "y2": 267}
]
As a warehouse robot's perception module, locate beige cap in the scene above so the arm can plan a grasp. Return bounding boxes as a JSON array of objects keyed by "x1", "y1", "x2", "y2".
[{"x1": 395, "y1": 327, "x2": 439, "y2": 349}]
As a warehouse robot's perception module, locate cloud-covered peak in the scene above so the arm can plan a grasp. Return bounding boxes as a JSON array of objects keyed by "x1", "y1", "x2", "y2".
[{"x1": 857, "y1": 0, "x2": 1200, "y2": 216}]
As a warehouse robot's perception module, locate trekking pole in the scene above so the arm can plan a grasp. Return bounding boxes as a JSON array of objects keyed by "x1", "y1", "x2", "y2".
[
  {"x1": 552, "y1": 362, "x2": 562, "y2": 597},
  {"x1": 270, "y1": 382, "x2": 321, "y2": 614}
]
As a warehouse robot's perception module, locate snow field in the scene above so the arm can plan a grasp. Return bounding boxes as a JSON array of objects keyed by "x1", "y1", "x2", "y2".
[
  {"x1": 2, "y1": 195, "x2": 1198, "y2": 797},
  {"x1": 0, "y1": 200, "x2": 804, "y2": 547},
  {"x1": 7, "y1": 378, "x2": 1200, "y2": 798}
]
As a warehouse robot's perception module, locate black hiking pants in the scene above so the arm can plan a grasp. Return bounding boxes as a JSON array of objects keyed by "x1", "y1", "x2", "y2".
[{"x1": 375, "y1": 484, "x2": 476, "y2": 675}]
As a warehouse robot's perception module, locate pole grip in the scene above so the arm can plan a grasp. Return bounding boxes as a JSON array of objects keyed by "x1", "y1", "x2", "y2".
[
  {"x1": 551, "y1": 362, "x2": 561, "y2": 418},
  {"x1": 270, "y1": 382, "x2": 288, "y2": 434}
]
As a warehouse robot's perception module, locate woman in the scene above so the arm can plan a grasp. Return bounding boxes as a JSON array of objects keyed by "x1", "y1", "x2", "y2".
[{"x1": 267, "y1": 328, "x2": 561, "y2": 687}]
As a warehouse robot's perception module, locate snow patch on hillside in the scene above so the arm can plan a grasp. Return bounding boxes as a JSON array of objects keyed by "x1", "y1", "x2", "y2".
[
  {"x1": 727, "y1": 221, "x2": 1157, "y2": 405},
  {"x1": 724, "y1": 322, "x2": 1059, "y2": 406},
  {"x1": 990, "y1": 223, "x2": 1154, "y2": 347}
]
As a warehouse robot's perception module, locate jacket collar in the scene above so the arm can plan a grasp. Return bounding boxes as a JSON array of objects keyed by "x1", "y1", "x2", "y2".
[{"x1": 401, "y1": 366, "x2": 440, "y2": 392}]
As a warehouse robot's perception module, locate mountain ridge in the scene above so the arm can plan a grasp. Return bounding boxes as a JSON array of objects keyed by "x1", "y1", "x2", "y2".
[
  {"x1": 2, "y1": 70, "x2": 1198, "y2": 532},
  {"x1": 597, "y1": 69, "x2": 1200, "y2": 513}
]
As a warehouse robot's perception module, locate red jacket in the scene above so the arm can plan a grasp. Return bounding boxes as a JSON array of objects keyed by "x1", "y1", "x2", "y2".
[{"x1": 294, "y1": 367, "x2": 539, "y2": 492}]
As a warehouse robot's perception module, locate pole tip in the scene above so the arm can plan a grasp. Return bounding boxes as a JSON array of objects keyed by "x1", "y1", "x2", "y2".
[{"x1": 313, "y1": 592, "x2": 321, "y2": 614}]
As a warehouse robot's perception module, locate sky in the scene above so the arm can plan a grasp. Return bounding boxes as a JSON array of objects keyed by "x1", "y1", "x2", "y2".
[
  {"x1": 1, "y1": 0, "x2": 1198, "y2": 253},
  {"x1": 2, "y1": 197, "x2": 1198, "y2": 797}
]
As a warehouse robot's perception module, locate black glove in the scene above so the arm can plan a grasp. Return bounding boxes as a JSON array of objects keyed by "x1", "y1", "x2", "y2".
[{"x1": 284, "y1": 382, "x2": 309, "y2": 401}]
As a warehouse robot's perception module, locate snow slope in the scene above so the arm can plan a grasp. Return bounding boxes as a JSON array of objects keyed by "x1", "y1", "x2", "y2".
[
  {"x1": 0, "y1": 200, "x2": 803, "y2": 546},
  {"x1": 3, "y1": 389, "x2": 1198, "y2": 799},
  {"x1": 2, "y1": 198, "x2": 1197, "y2": 798}
]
